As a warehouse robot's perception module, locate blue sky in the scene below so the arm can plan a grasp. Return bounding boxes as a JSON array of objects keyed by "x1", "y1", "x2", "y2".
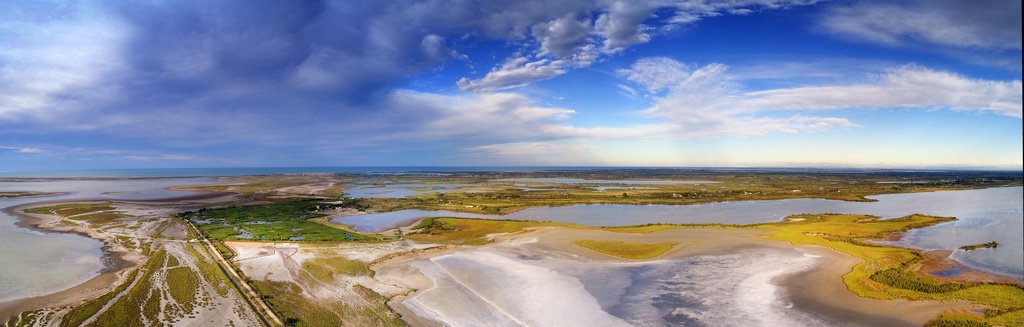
[{"x1": 1, "y1": 0, "x2": 1021, "y2": 170}]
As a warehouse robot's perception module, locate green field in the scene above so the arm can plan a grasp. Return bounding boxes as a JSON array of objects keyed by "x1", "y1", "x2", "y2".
[
  {"x1": 573, "y1": 240, "x2": 678, "y2": 259},
  {"x1": 182, "y1": 199, "x2": 376, "y2": 242}
]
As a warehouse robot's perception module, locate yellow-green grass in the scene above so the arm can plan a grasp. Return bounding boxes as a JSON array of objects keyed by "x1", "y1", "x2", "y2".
[
  {"x1": 926, "y1": 313, "x2": 990, "y2": 327},
  {"x1": 406, "y1": 218, "x2": 578, "y2": 245},
  {"x1": 166, "y1": 266, "x2": 200, "y2": 313},
  {"x1": 59, "y1": 269, "x2": 140, "y2": 327},
  {"x1": 573, "y1": 240, "x2": 677, "y2": 259},
  {"x1": 407, "y1": 217, "x2": 735, "y2": 245},
  {"x1": 756, "y1": 214, "x2": 1024, "y2": 325},
  {"x1": 358, "y1": 171, "x2": 1020, "y2": 215},
  {"x1": 302, "y1": 257, "x2": 369, "y2": 283},
  {"x1": 25, "y1": 203, "x2": 115, "y2": 217},
  {"x1": 248, "y1": 279, "x2": 405, "y2": 327},
  {"x1": 64, "y1": 249, "x2": 166, "y2": 327},
  {"x1": 186, "y1": 243, "x2": 232, "y2": 296}
]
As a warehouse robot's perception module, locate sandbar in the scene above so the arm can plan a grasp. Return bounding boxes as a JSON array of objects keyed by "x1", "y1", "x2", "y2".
[
  {"x1": 0, "y1": 191, "x2": 238, "y2": 322},
  {"x1": 377, "y1": 227, "x2": 973, "y2": 326}
]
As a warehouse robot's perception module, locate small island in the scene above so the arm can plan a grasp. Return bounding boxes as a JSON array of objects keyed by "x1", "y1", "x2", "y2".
[
  {"x1": 0, "y1": 192, "x2": 67, "y2": 199},
  {"x1": 574, "y1": 240, "x2": 678, "y2": 259},
  {"x1": 959, "y1": 241, "x2": 1000, "y2": 251}
]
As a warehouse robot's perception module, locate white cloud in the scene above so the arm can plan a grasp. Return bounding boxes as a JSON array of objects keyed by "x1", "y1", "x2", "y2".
[
  {"x1": 821, "y1": 0, "x2": 1022, "y2": 50},
  {"x1": 594, "y1": 1, "x2": 655, "y2": 50},
  {"x1": 744, "y1": 65, "x2": 1023, "y2": 118},
  {"x1": 0, "y1": 8, "x2": 127, "y2": 122},
  {"x1": 457, "y1": 57, "x2": 570, "y2": 92},
  {"x1": 458, "y1": 0, "x2": 823, "y2": 92},
  {"x1": 619, "y1": 57, "x2": 859, "y2": 138},
  {"x1": 619, "y1": 57, "x2": 697, "y2": 93},
  {"x1": 17, "y1": 148, "x2": 42, "y2": 154},
  {"x1": 532, "y1": 12, "x2": 593, "y2": 57},
  {"x1": 124, "y1": 154, "x2": 200, "y2": 161},
  {"x1": 468, "y1": 142, "x2": 586, "y2": 158},
  {"x1": 616, "y1": 84, "x2": 638, "y2": 98},
  {"x1": 386, "y1": 90, "x2": 576, "y2": 142}
]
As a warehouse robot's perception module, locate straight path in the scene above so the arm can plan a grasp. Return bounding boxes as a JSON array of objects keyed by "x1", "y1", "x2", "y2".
[{"x1": 183, "y1": 220, "x2": 284, "y2": 327}]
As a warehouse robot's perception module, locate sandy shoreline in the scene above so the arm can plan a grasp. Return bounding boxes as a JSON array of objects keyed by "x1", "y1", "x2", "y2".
[
  {"x1": 376, "y1": 227, "x2": 974, "y2": 326},
  {"x1": 0, "y1": 191, "x2": 238, "y2": 322},
  {"x1": 525, "y1": 228, "x2": 972, "y2": 326}
]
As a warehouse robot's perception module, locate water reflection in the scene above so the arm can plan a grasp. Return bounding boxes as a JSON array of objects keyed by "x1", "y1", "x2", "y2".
[{"x1": 336, "y1": 187, "x2": 1023, "y2": 279}]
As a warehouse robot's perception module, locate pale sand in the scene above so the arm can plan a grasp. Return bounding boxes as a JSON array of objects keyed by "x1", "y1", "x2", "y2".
[
  {"x1": 380, "y1": 227, "x2": 972, "y2": 326},
  {"x1": 0, "y1": 191, "x2": 238, "y2": 322}
]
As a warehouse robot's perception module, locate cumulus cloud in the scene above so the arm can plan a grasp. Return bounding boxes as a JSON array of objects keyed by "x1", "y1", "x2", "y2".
[
  {"x1": 2, "y1": 0, "x2": 1016, "y2": 167},
  {"x1": 821, "y1": 0, "x2": 1022, "y2": 50},
  {"x1": 532, "y1": 12, "x2": 593, "y2": 57},
  {"x1": 456, "y1": 0, "x2": 821, "y2": 92}
]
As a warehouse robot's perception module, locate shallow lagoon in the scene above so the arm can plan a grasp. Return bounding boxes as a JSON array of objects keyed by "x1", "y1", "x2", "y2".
[
  {"x1": 0, "y1": 178, "x2": 218, "y2": 304},
  {"x1": 337, "y1": 187, "x2": 1024, "y2": 279}
]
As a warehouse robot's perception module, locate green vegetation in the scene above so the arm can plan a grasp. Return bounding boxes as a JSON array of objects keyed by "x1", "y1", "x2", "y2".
[
  {"x1": 348, "y1": 170, "x2": 1021, "y2": 214},
  {"x1": 407, "y1": 217, "x2": 734, "y2": 245},
  {"x1": 926, "y1": 314, "x2": 991, "y2": 327},
  {"x1": 26, "y1": 171, "x2": 1021, "y2": 327},
  {"x1": 302, "y1": 256, "x2": 370, "y2": 282},
  {"x1": 960, "y1": 241, "x2": 1000, "y2": 251},
  {"x1": 248, "y1": 279, "x2": 404, "y2": 327},
  {"x1": 183, "y1": 198, "x2": 373, "y2": 242},
  {"x1": 23, "y1": 202, "x2": 131, "y2": 225},
  {"x1": 166, "y1": 266, "x2": 200, "y2": 313},
  {"x1": 25, "y1": 203, "x2": 114, "y2": 217},
  {"x1": 573, "y1": 240, "x2": 677, "y2": 259},
  {"x1": 60, "y1": 269, "x2": 140, "y2": 327},
  {"x1": 86, "y1": 249, "x2": 168, "y2": 327},
  {"x1": 186, "y1": 243, "x2": 232, "y2": 296},
  {"x1": 408, "y1": 217, "x2": 577, "y2": 245}
]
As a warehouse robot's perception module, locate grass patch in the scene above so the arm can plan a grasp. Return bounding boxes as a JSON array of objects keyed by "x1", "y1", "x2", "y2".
[
  {"x1": 73, "y1": 249, "x2": 166, "y2": 327},
  {"x1": 407, "y1": 217, "x2": 576, "y2": 245},
  {"x1": 186, "y1": 243, "x2": 232, "y2": 296},
  {"x1": 70, "y1": 212, "x2": 131, "y2": 224},
  {"x1": 25, "y1": 203, "x2": 114, "y2": 217},
  {"x1": 166, "y1": 266, "x2": 199, "y2": 312},
  {"x1": 573, "y1": 240, "x2": 677, "y2": 259},
  {"x1": 182, "y1": 199, "x2": 373, "y2": 242},
  {"x1": 302, "y1": 256, "x2": 369, "y2": 282},
  {"x1": 250, "y1": 280, "x2": 344, "y2": 327},
  {"x1": 60, "y1": 269, "x2": 140, "y2": 327}
]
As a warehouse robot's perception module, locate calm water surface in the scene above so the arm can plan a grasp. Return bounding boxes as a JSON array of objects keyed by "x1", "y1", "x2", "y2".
[
  {"x1": 0, "y1": 178, "x2": 219, "y2": 303},
  {"x1": 336, "y1": 187, "x2": 1023, "y2": 279}
]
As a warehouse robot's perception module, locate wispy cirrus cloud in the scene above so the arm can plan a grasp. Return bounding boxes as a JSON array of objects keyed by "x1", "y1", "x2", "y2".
[
  {"x1": 820, "y1": 0, "x2": 1021, "y2": 50},
  {"x1": 744, "y1": 65, "x2": 1023, "y2": 118}
]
